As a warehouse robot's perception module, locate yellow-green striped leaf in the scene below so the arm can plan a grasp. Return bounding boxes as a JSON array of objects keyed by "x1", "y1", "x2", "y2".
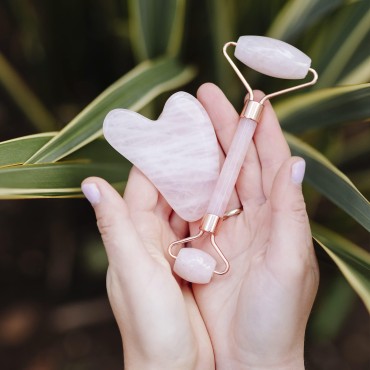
[
  {"x1": 25, "y1": 57, "x2": 196, "y2": 164},
  {"x1": 286, "y1": 132, "x2": 370, "y2": 231},
  {"x1": 275, "y1": 84, "x2": 370, "y2": 133},
  {"x1": 0, "y1": 162, "x2": 129, "y2": 198},
  {"x1": 338, "y1": 55, "x2": 370, "y2": 85},
  {"x1": 312, "y1": 223, "x2": 370, "y2": 312},
  {"x1": 313, "y1": 1, "x2": 370, "y2": 88},
  {"x1": 266, "y1": 0, "x2": 345, "y2": 42},
  {"x1": 0, "y1": 136, "x2": 131, "y2": 198},
  {"x1": 0, "y1": 53, "x2": 57, "y2": 132},
  {"x1": 128, "y1": 0, "x2": 186, "y2": 61},
  {"x1": 0, "y1": 132, "x2": 56, "y2": 167}
]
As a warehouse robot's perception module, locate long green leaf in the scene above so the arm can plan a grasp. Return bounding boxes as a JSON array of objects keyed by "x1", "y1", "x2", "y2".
[
  {"x1": 0, "y1": 162, "x2": 130, "y2": 198},
  {"x1": 64, "y1": 137, "x2": 126, "y2": 164},
  {"x1": 0, "y1": 53, "x2": 57, "y2": 132},
  {"x1": 312, "y1": 223, "x2": 370, "y2": 312},
  {"x1": 206, "y1": 0, "x2": 240, "y2": 103},
  {"x1": 313, "y1": 1, "x2": 370, "y2": 88},
  {"x1": 285, "y1": 132, "x2": 370, "y2": 231},
  {"x1": 275, "y1": 84, "x2": 370, "y2": 133},
  {"x1": 309, "y1": 275, "x2": 356, "y2": 341},
  {"x1": 0, "y1": 132, "x2": 55, "y2": 167},
  {"x1": 128, "y1": 0, "x2": 186, "y2": 61},
  {"x1": 0, "y1": 136, "x2": 131, "y2": 198},
  {"x1": 266, "y1": 0, "x2": 345, "y2": 41},
  {"x1": 25, "y1": 58, "x2": 196, "y2": 164},
  {"x1": 338, "y1": 55, "x2": 370, "y2": 85}
]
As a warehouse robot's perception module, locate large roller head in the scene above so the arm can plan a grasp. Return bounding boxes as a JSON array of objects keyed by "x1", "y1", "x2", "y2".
[{"x1": 234, "y1": 36, "x2": 311, "y2": 79}]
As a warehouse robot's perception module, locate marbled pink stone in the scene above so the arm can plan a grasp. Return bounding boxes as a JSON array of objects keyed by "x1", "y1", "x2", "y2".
[
  {"x1": 235, "y1": 36, "x2": 311, "y2": 79},
  {"x1": 103, "y1": 92, "x2": 220, "y2": 222},
  {"x1": 174, "y1": 248, "x2": 216, "y2": 284},
  {"x1": 207, "y1": 117, "x2": 256, "y2": 217}
]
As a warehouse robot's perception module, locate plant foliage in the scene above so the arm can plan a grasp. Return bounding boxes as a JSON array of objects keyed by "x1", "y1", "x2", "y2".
[{"x1": 0, "y1": 0, "x2": 369, "y2": 320}]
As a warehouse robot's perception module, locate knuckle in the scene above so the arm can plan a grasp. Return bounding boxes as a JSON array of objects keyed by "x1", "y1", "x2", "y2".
[
  {"x1": 289, "y1": 198, "x2": 308, "y2": 224},
  {"x1": 96, "y1": 212, "x2": 117, "y2": 243}
]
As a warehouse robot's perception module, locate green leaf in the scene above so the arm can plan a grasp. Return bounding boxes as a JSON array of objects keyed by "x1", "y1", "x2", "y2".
[
  {"x1": 64, "y1": 137, "x2": 126, "y2": 164},
  {"x1": 275, "y1": 84, "x2": 370, "y2": 133},
  {"x1": 338, "y1": 55, "x2": 370, "y2": 85},
  {"x1": 312, "y1": 223, "x2": 370, "y2": 312},
  {"x1": 0, "y1": 53, "x2": 57, "y2": 132},
  {"x1": 285, "y1": 132, "x2": 370, "y2": 231},
  {"x1": 206, "y1": 0, "x2": 239, "y2": 102},
  {"x1": 0, "y1": 132, "x2": 55, "y2": 167},
  {"x1": 25, "y1": 58, "x2": 196, "y2": 164},
  {"x1": 266, "y1": 0, "x2": 345, "y2": 41},
  {"x1": 313, "y1": 1, "x2": 370, "y2": 88},
  {"x1": 0, "y1": 162, "x2": 129, "y2": 198},
  {"x1": 128, "y1": 0, "x2": 186, "y2": 61},
  {"x1": 0, "y1": 136, "x2": 131, "y2": 198},
  {"x1": 309, "y1": 275, "x2": 356, "y2": 342}
]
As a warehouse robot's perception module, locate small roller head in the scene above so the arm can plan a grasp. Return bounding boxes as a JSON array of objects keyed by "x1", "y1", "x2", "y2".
[
  {"x1": 173, "y1": 248, "x2": 216, "y2": 284},
  {"x1": 234, "y1": 35, "x2": 311, "y2": 79}
]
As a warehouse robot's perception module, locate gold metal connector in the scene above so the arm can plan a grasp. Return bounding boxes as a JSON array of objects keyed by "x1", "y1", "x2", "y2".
[
  {"x1": 241, "y1": 100, "x2": 264, "y2": 122},
  {"x1": 200, "y1": 214, "x2": 222, "y2": 234}
]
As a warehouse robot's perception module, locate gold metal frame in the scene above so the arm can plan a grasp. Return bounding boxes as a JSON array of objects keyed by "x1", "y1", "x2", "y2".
[
  {"x1": 168, "y1": 40, "x2": 318, "y2": 280},
  {"x1": 222, "y1": 41, "x2": 318, "y2": 104}
]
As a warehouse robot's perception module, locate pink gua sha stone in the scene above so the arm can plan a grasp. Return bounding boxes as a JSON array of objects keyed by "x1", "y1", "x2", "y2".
[{"x1": 103, "y1": 91, "x2": 220, "y2": 222}]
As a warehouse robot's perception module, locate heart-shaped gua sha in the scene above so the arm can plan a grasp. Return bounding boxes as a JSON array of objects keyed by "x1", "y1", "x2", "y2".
[{"x1": 103, "y1": 91, "x2": 219, "y2": 222}]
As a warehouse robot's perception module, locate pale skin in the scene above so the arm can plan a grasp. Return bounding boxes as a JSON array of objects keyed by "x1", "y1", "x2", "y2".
[{"x1": 82, "y1": 83, "x2": 319, "y2": 370}]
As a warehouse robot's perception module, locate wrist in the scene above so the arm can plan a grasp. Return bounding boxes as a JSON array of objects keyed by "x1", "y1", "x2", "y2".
[
  {"x1": 241, "y1": 360, "x2": 305, "y2": 370},
  {"x1": 243, "y1": 358, "x2": 305, "y2": 370},
  {"x1": 216, "y1": 351, "x2": 305, "y2": 370}
]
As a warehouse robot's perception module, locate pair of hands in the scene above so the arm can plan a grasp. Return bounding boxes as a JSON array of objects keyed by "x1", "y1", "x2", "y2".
[{"x1": 82, "y1": 83, "x2": 319, "y2": 370}]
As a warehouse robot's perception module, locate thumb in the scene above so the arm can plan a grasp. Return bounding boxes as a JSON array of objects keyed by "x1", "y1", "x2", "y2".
[
  {"x1": 81, "y1": 177, "x2": 152, "y2": 278},
  {"x1": 267, "y1": 157, "x2": 313, "y2": 270}
]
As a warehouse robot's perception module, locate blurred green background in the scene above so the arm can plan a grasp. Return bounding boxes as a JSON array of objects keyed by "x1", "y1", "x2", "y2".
[{"x1": 0, "y1": 0, "x2": 369, "y2": 369}]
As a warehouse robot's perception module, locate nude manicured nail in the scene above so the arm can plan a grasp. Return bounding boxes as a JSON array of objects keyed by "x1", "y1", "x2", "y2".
[
  {"x1": 291, "y1": 160, "x2": 306, "y2": 184},
  {"x1": 81, "y1": 183, "x2": 101, "y2": 205}
]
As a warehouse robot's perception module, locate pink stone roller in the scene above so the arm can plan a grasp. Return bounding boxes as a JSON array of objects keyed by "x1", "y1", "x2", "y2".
[{"x1": 169, "y1": 35, "x2": 318, "y2": 284}]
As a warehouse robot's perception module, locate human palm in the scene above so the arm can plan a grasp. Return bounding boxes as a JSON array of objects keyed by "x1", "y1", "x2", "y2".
[
  {"x1": 189, "y1": 83, "x2": 319, "y2": 368},
  {"x1": 82, "y1": 82, "x2": 318, "y2": 370},
  {"x1": 83, "y1": 169, "x2": 214, "y2": 369}
]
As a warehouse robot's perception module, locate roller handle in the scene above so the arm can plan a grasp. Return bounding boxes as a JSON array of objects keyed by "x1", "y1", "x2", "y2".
[{"x1": 206, "y1": 117, "x2": 257, "y2": 217}]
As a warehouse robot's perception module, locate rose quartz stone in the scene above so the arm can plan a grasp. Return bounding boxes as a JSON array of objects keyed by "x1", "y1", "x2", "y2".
[
  {"x1": 174, "y1": 248, "x2": 216, "y2": 284},
  {"x1": 234, "y1": 35, "x2": 311, "y2": 79},
  {"x1": 207, "y1": 117, "x2": 256, "y2": 216},
  {"x1": 103, "y1": 92, "x2": 219, "y2": 222}
]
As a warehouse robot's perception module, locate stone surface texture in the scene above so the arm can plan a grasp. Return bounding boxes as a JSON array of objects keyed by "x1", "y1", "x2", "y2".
[
  {"x1": 207, "y1": 117, "x2": 256, "y2": 216},
  {"x1": 103, "y1": 92, "x2": 220, "y2": 222},
  {"x1": 235, "y1": 35, "x2": 311, "y2": 79},
  {"x1": 174, "y1": 248, "x2": 216, "y2": 284}
]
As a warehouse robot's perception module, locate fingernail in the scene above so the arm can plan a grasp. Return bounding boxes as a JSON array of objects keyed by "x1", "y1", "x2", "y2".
[
  {"x1": 291, "y1": 160, "x2": 306, "y2": 184},
  {"x1": 81, "y1": 183, "x2": 100, "y2": 205}
]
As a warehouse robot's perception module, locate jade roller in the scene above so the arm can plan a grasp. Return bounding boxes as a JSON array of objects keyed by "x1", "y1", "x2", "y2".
[{"x1": 169, "y1": 35, "x2": 318, "y2": 284}]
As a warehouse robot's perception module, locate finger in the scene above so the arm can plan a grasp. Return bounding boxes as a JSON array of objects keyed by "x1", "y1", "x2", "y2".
[
  {"x1": 169, "y1": 212, "x2": 189, "y2": 240},
  {"x1": 124, "y1": 166, "x2": 158, "y2": 213},
  {"x1": 124, "y1": 167, "x2": 174, "y2": 220},
  {"x1": 267, "y1": 158, "x2": 316, "y2": 275},
  {"x1": 81, "y1": 177, "x2": 152, "y2": 276},
  {"x1": 197, "y1": 83, "x2": 241, "y2": 211},
  {"x1": 156, "y1": 193, "x2": 176, "y2": 221},
  {"x1": 253, "y1": 98, "x2": 291, "y2": 198},
  {"x1": 197, "y1": 83, "x2": 264, "y2": 206}
]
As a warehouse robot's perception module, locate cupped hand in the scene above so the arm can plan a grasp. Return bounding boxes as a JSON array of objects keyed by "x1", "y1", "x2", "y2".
[
  {"x1": 82, "y1": 168, "x2": 214, "y2": 370},
  {"x1": 190, "y1": 83, "x2": 319, "y2": 370}
]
